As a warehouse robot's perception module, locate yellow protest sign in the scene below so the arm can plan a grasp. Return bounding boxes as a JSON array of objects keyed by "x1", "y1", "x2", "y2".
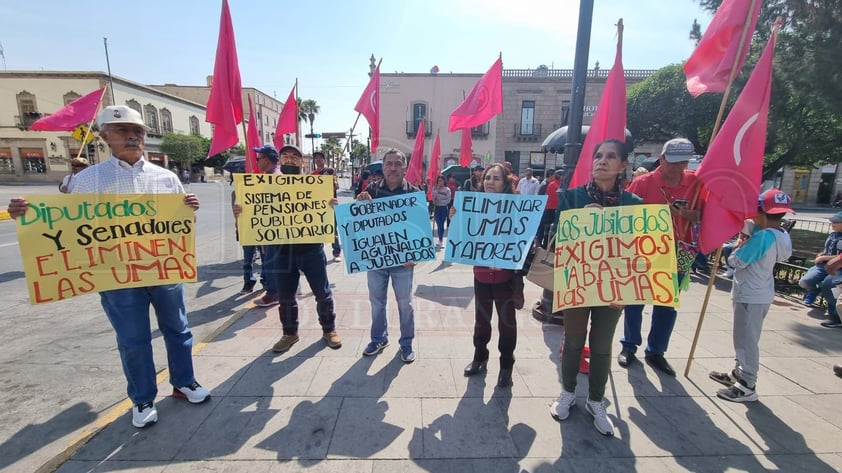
[
  {"x1": 16, "y1": 194, "x2": 196, "y2": 304},
  {"x1": 552, "y1": 204, "x2": 678, "y2": 312},
  {"x1": 72, "y1": 124, "x2": 95, "y2": 145},
  {"x1": 234, "y1": 173, "x2": 335, "y2": 245}
]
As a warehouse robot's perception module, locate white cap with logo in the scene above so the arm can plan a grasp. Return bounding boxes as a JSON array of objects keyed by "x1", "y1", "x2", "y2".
[
  {"x1": 661, "y1": 138, "x2": 695, "y2": 163},
  {"x1": 97, "y1": 105, "x2": 148, "y2": 130}
]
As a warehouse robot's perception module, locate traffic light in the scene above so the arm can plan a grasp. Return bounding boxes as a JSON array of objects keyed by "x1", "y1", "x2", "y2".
[{"x1": 304, "y1": 133, "x2": 322, "y2": 138}]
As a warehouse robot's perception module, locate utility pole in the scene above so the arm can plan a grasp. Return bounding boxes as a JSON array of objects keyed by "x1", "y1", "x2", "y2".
[{"x1": 103, "y1": 38, "x2": 116, "y2": 105}]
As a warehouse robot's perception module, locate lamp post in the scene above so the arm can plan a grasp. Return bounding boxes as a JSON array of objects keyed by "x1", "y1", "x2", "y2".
[{"x1": 307, "y1": 112, "x2": 315, "y2": 156}]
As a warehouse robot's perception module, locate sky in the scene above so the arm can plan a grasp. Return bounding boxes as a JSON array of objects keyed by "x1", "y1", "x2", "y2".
[{"x1": 1, "y1": 0, "x2": 713, "y2": 153}]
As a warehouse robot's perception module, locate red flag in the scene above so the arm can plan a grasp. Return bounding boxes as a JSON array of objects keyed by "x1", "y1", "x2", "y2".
[
  {"x1": 245, "y1": 96, "x2": 260, "y2": 173},
  {"x1": 449, "y1": 57, "x2": 503, "y2": 132},
  {"x1": 696, "y1": 24, "x2": 779, "y2": 254},
  {"x1": 406, "y1": 119, "x2": 425, "y2": 186},
  {"x1": 427, "y1": 131, "x2": 441, "y2": 201},
  {"x1": 30, "y1": 88, "x2": 105, "y2": 131},
  {"x1": 273, "y1": 85, "x2": 298, "y2": 150},
  {"x1": 569, "y1": 23, "x2": 626, "y2": 188},
  {"x1": 354, "y1": 66, "x2": 380, "y2": 153},
  {"x1": 460, "y1": 128, "x2": 473, "y2": 167},
  {"x1": 206, "y1": 0, "x2": 243, "y2": 158},
  {"x1": 684, "y1": 0, "x2": 761, "y2": 97}
]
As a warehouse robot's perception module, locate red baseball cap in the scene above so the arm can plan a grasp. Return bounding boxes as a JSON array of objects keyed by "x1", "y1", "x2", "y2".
[{"x1": 758, "y1": 188, "x2": 794, "y2": 215}]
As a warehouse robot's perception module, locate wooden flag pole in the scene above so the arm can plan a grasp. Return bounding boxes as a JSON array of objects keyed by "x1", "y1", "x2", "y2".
[{"x1": 683, "y1": 0, "x2": 760, "y2": 378}]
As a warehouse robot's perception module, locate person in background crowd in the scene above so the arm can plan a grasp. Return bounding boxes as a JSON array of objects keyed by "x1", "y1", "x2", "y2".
[
  {"x1": 798, "y1": 211, "x2": 842, "y2": 327},
  {"x1": 59, "y1": 157, "x2": 89, "y2": 193},
  {"x1": 550, "y1": 139, "x2": 642, "y2": 437},
  {"x1": 432, "y1": 175, "x2": 451, "y2": 248},
  {"x1": 9, "y1": 105, "x2": 211, "y2": 429},
  {"x1": 518, "y1": 168, "x2": 540, "y2": 195},
  {"x1": 312, "y1": 151, "x2": 342, "y2": 262},
  {"x1": 464, "y1": 165, "x2": 484, "y2": 192},
  {"x1": 461, "y1": 163, "x2": 521, "y2": 388}
]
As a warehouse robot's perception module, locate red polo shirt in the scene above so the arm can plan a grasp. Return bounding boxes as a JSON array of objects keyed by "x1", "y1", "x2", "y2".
[{"x1": 627, "y1": 169, "x2": 704, "y2": 243}]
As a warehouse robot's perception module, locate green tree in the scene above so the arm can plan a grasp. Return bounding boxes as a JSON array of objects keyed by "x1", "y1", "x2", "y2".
[
  {"x1": 319, "y1": 137, "x2": 343, "y2": 168},
  {"x1": 161, "y1": 133, "x2": 209, "y2": 170},
  {"x1": 298, "y1": 98, "x2": 320, "y2": 134},
  {"x1": 349, "y1": 138, "x2": 368, "y2": 165},
  {"x1": 693, "y1": 0, "x2": 842, "y2": 178},
  {"x1": 626, "y1": 64, "x2": 722, "y2": 152}
]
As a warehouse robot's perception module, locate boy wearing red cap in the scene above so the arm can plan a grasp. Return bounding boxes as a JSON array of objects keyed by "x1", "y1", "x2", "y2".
[{"x1": 709, "y1": 189, "x2": 793, "y2": 402}]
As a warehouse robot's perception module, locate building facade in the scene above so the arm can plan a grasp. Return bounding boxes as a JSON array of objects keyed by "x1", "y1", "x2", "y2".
[
  {"x1": 0, "y1": 71, "x2": 218, "y2": 183},
  {"x1": 375, "y1": 63, "x2": 654, "y2": 176},
  {"x1": 151, "y1": 79, "x2": 284, "y2": 147}
]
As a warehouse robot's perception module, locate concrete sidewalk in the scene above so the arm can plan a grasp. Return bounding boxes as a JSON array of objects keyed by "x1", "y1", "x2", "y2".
[{"x1": 49, "y1": 260, "x2": 842, "y2": 473}]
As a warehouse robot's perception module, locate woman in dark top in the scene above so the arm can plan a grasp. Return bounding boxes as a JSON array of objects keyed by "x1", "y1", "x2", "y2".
[
  {"x1": 463, "y1": 163, "x2": 520, "y2": 388},
  {"x1": 549, "y1": 139, "x2": 642, "y2": 437}
]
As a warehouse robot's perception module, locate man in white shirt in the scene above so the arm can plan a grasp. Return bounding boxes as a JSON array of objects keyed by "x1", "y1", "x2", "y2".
[
  {"x1": 7, "y1": 105, "x2": 210, "y2": 429},
  {"x1": 517, "y1": 168, "x2": 540, "y2": 195}
]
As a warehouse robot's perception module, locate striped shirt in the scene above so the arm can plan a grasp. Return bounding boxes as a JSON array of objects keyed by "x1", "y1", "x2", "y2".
[{"x1": 71, "y1": 156, "x2": 184, "y2": 195}]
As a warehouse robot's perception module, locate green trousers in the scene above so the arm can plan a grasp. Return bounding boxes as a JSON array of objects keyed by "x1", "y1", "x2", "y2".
[{"x1": 561, "y1": 305, "x2": 622, "y2": 402}]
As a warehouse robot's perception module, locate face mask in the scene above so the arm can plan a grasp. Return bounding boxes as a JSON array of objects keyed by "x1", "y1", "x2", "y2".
[{"x1": 281, "y1": 165, "x2": 301, "y2": 175}]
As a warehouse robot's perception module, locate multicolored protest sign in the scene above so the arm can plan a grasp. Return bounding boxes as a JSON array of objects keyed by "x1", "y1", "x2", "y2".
[
  {"x1": 15, "y1": 194, "x2": 196, "y2": 304},
  {"x1": 335, "y1": 191, "x2": 435, "y2": 273},
  {"x1": 234, "y1": 173, "x2": 335, "y2": 245},
  {"x1": 552, "y1": 204, "x2": 678, "y2": 311},
  {"x1": 444, "y1": 192, "x2": 547, "y2": 269}
]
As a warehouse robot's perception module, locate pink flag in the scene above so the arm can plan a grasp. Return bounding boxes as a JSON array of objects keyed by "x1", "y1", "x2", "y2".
[
  {"x1": 696, "y1": 24, "x2": 779, "y2": 254},
  {"x1": 449, "y1": 57, "x2": 503, "y2": 132},
  {"x1": 427, "y1": 131, "x2": 441, "y2": 201},
  {"x1": 406, "y1": 119, "x2": 425, "y2": 186},
  {"x1": 273, "y1": 85, "x2": 298, "y2": 150},
  {"x1": 569, "y1": 22, "x2": 626, "y2": 188},
  {"x1": 30, "y1": 88, "x2": 105, "y2": 131},
  {"x1": 460, "y1": 128, "x2": 473, "y2": 167},
  {"x1": 354, "y1": 66, "x2": 380, "y2": 153},
  {"x1": 245, "y1": 96, "x2": 260, "y2": 173},
  {"x1": 206, "y1": 0, "x2": 243, "y2": 158},
  {"x1": 684, "y1": 0, "x2": 761, "y2": 97}
]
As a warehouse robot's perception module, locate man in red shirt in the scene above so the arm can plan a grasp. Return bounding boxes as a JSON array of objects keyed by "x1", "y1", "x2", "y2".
[
  {"x1": 618, "y1": 138, "x2": 703, "y2": 377},
  {"x1": 540, "y1": 169, "x2": 561, "y2": 247}
]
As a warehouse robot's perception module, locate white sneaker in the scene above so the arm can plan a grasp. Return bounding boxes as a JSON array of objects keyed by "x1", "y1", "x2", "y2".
[
  {"x1": 724, "y1": 267, "x2": 735, "y2": 278},
  {"x1": 585, "y1": 399, "x2": 615, "y2": 436},
  {"x1": 550, "y1": 390, "x2": 576, "y2": 421},
  {"x1": 132, "y1": 401, "x2": 158, "y2": 428},
  {"x1": 173, "y1": 382, "x2": 212, "y2": 404}
]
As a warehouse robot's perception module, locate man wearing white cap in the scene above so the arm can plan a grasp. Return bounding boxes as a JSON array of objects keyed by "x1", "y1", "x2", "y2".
[{"x1": 7, "y1": 105, "x2": 211, "y2": 429}]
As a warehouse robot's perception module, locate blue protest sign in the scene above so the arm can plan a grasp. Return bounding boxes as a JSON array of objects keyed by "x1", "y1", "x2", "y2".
[
  {"x1": 335, "y1": 191, "x2": 435, "y2": 273},
  {"x1": 444, "y1": 191, "x2": 547, "y2": 269}
]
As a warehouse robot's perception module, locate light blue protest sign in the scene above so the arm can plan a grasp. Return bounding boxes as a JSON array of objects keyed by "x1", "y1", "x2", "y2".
[
  {"x1": 444, "y1": 191, "x2": 547, "y2": 269},
  {"x1": 335, "y1": 191, "x2": 435, "y2": 274}
]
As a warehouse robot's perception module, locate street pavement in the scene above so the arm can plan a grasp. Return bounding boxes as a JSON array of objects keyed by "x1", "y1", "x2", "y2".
[{"x1": 0, "y1": 181, "x2": 840, "y2": 472}]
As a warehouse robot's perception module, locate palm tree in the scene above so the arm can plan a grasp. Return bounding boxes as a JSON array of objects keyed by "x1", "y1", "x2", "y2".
[{"x1": 297, "y1": 99, "x2": 320, "y2": 154}]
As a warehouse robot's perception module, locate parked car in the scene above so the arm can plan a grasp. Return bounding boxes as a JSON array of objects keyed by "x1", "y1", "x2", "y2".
[{"x1": 440, "y1": 164, "x2": 470, "y2": 189}]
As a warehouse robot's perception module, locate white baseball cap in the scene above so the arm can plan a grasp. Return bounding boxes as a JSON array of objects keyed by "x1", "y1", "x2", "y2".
[{"x1": 97, "y1": 105, "x2": 148, "y2": 130}]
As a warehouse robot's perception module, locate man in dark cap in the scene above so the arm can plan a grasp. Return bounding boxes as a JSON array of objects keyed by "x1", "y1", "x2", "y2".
[{"x1": 271, "y1": 145, "x2": 342, "y2": 353}]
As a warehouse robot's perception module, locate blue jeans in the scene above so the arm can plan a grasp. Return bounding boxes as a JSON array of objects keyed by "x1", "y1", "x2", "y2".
[
  {"x1": 620, "y1": 304, "x2": 677, "y2": 356},
  {"x1": 367, "y1": 265, "x2": 415, "y2": 348},
  {"x1": 262, "y1": 245, "x2": 280, "y2": 297},
  {"x1": 243, "y1": 245, "x2": 264, "y2": 284},
  {"x1": 277, "y1": 247, "x2": 336, "y2": 334},
  {"x1": 99, "y1": 284, "x2": 196, "y2": 405},
  {"x1": 434, "y1": 205, "x2": 448, "y2": 242}
]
